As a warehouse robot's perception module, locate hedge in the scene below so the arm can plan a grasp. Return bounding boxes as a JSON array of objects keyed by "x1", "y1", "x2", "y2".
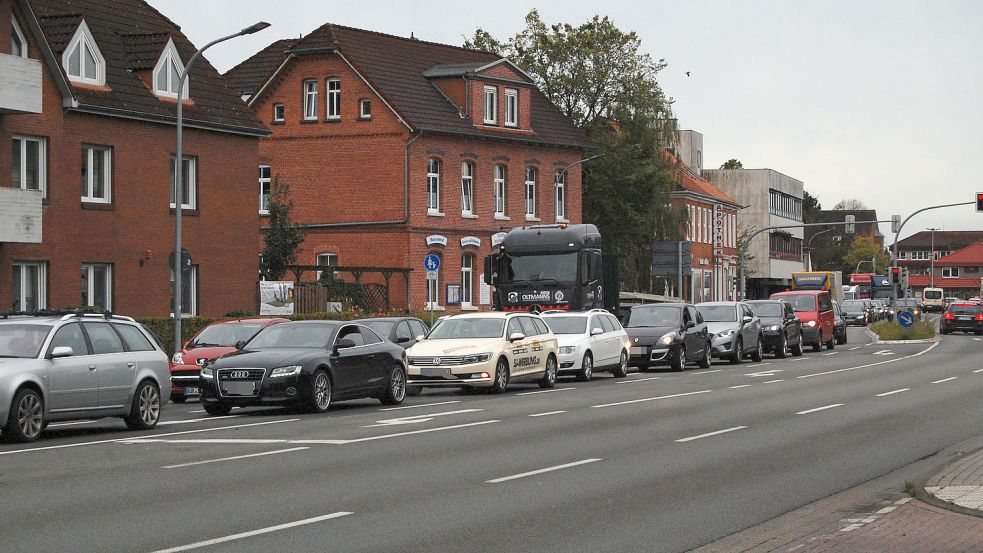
[{"x1": 869, "y1": 319, "x2": 936, "y2": 341}]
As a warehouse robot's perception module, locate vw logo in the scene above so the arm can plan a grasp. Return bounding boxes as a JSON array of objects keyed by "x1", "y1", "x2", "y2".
[
  {"x1": 230, "y1": 370, "x2": 250, "y2": 379},
  {"x1": 432, "y1": 358, "x2": 441, "y2": 366}
]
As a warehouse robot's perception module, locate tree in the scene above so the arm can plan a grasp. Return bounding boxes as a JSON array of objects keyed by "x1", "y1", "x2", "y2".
[
  {"x1": 843, "y1": 235, "x2": 891, "y2": 276},
  {"x1": 719, "y1": 159, "x2": 743, "y2": 169},
  {"x1": 802, "y1": 189, "x2": 822, "y2": 222},
  {"x1": 736, "y1": 225, "x2": 758, "y2": 276},
  {"x1": 832, "y1": 198, "x2": 868, "y2": 211},
  {"x1": 260, "y1": 175, "x2": 304, "y2": 281}
]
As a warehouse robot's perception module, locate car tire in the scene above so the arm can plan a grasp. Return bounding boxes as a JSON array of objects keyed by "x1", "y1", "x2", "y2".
[
  {"x1": 491, "y1": 358, "x2": 509, "y2": 394},
  {"x1": 698, "y1": 342, "x2": 712, "y2": 368},
  {"x1": 576, "y1": 352, "x2": 593, "y2": 382},
  {"x1": 729, "y1": 338, "x2": 743, "y2": 365},
  {"x1": 203, "y1": 402, "x2": 232, "y2": 416},
  {"x1": 170, "y1": 394, "x2": 187, "y2": 404},
  {"x1": 539, "y1": 355, "x2": 558, "y2": 388},
  {"x1": 124, "y1": 380, "x2": 161, "y2": 431},
  {"x1": 775, "y1": 334, "x2": 788, "y2": 359},
  {"x1": 3, "y1": 387, "x2": 45, "y2": 443},
  {"x1": 307, "y1": 369, "x2": 332, "y2": 413},
  {"x1": 811, "y1": 341, "x2": 821, "y2": 352},
  {"x1": 837, "y1": 330, "x2": 847, "y2": 345},
  {"x1": 826, "y1": 336, "x2": 835, "y2": 350},
  {"x1": 612, "y1": 351, "x2": 629, "y2": 378},
  {"x1": 406, "y1": 386, "x2": 423, "y2": 396},
  {"x1": 380, "y1": 365, "x2": 407, "y2": 405},
  {"x1": 670, "y1": 345, "x2": 686, "y2": 372},
  {"x1": 751, "y1": 337, "x2": 764, "y2": 362},
  {"x1": 791, "y1": 337, "x2": 804, "y2": 357}
]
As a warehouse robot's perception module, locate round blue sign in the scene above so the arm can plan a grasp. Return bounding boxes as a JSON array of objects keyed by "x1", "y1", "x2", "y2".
[
  {"x1": 898, "y1": 311, "x2": 916, "y2": 328},
  {"x1": 424, "y1": 254, "x2": 441, "y2": 271}
]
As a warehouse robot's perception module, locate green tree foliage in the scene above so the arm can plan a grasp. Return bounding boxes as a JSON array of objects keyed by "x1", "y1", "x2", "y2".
[
  {"x1": 843, "y1": 235, "x2": 891, "y2": 276},
  {"x1": 260, "y1": 175, "x2": 304, "y2": 281},
  {"x1": 719, "y1": 159, "x2": 743, "y2": 169},
  {"x1": 802, "y1": 189, "x2": 822, "y2": 222}
]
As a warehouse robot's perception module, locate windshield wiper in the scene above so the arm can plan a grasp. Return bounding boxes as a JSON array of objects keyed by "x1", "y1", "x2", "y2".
[{"x1": 189, "y1": 341, "x2": 223, "y2": 349}]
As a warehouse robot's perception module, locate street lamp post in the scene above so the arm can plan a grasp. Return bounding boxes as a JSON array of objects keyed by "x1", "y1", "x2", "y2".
[
  {"x1": 173, "y1": 21, "x2": 269, "y2": 354},
  {"x1": 890, "y1": 201, "x2": 973, "y2": 301},
  {"x1": 927, "y1": 227, "x2": 940, "y2": 288}
]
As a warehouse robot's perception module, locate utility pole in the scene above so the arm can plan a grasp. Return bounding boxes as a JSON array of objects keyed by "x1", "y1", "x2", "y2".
[{"x1": 927, "y1": 227, "x2": 940, "y2": 288}]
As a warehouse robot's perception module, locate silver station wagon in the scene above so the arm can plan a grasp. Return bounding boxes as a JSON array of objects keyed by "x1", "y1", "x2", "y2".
[{"x1": 0, "y1": 313, "x2": 170, "y2": 443}]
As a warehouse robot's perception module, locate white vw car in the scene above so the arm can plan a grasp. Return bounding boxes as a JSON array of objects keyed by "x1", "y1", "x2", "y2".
[
  {"x1": 542, "y1": 310, "x2": 630, "y2": 381},
  {"x1": 406, "y1": 312, "x2": 559, "y2": 394}
]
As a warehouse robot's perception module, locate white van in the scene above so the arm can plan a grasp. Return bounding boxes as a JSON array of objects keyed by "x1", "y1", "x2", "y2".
[{"x1": 923, "y1": 287, "x2": 944, "y2": 312}]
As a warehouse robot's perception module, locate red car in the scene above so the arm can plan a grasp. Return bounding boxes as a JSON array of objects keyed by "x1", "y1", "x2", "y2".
[
  {"x1": 769, "y1": 290, "x2": 836, "y2": 352},
  {"x1": 169, "y1": 318, "x2": 287, "y2": 402}
]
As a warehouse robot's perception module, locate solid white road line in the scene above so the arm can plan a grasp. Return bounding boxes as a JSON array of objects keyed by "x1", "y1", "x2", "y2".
[
  {"x1": 516, "y1": 387, "x2": 575, "y2": 396},
  {"x1": 763, "y1": 379, "x2": 784, "y2": 384},
  {"x1": 0, "y1": 419, "x2": 300, "y2": 456},
  {"x1": 149, "y1": 512, "x2": 353, "y2": 553},
  {"x1": 487, "y1": 458, "x2": 601, "y2": 484},
  {"x1": 675, "y1": 426, "x2": 747, "y2": 443},
  {"x1": 163, "y1": 447, "x2": 309, "y2": 469},
  {"x1": 616, "y1": 376, "x2": 662, "y2": 384},
  {"x1": 791, "y1": 358, "x2": 808, "y2": 362},
  {"x1": 188, "y1": 410, "x2": 206, "y2": 414},
  {"x1": 798, "y1": 341, "x2": 940, "y2": 380},
  {"x1": 823, "y1": 352, "x2": 839, "y2": 356},
  {"x1": 796, "y1": 404, "x2": 843, "y2": 415},
  {"x1": 158, "y1": 415, "x2": 241, "y2": 426},
  {"x1": 876, "y1": 388, "x2": 909, "y2": 397},
  {"x1": 745, "y1": 363, "x2": 773, "y2": 368},
  {"x1": 692, "y1": 369, "x2": 722, "y2": 375},
  {"x1": 128, "y1": 439, "x2": 286, "y2": 444},
  {"x1": 973, "y1": 368, "x2": 983, "y2": 374},
  {"x1": 849, "y1": 347, "x2": 862, "y2": 351},
  {"x1": 729, "y1": 385, "x2": 751, "y2": 389},
  {"x1": 931, "y1": 377, "x2": 958, "y2": 384},
  {"x1": 529, "y1": 411, "x2": 566, "y2": 417},
  {"x1": 592, "y1": 389, "x2": 712, "y2": 408},
  {"x1": 379, "y1": 400, "x2": 461, "y2": 411}
]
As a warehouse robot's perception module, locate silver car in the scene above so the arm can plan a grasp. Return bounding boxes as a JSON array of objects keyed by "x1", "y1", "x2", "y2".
[
  {"x1": 695, "y1": 301, "x2": 764, "y2": 365},
  {"x1": 0, "y1": 313, "x2": 169, "y2": 443}
]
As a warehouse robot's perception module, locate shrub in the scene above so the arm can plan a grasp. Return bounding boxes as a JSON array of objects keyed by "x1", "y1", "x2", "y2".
[{"x1": 870, "y1": 319, "x2": 936, "y2": 341}]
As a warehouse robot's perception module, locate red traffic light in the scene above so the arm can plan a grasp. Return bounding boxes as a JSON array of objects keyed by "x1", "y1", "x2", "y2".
[
  {"x1": 977, "y1": 192, "x2": 983, "y2": 212},
  {"x1": 891, "y1": 267, "x2": 901, "y2": 284}
]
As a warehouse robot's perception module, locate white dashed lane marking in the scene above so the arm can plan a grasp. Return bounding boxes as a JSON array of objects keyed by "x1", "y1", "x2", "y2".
[
  {"x1": 796, "y1": 403, "x2": 843, "y2": 415},
  {"x1": 676, "y1": 426, "x2": 747, "y2": 443},
  {"x1": 931, "y1": 377, "x2": 958, "y2": 384},
  {"x1": 487, "y1": 458, "x2": 601, "y2": 484},
  {"x1": 876, "y1": 388, "x2": 909, "y2": 397}
]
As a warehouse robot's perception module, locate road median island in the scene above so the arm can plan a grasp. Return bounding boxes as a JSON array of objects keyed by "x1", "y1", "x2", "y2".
[{"x1": 866, "y1": 320, "x2": 938, "y2": 344}]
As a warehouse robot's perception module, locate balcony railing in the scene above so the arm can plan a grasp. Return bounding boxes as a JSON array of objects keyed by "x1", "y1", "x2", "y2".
[
  {"x1": 0, "y1": 188, "x2": 42, "y2": 243},
  {"x1": 0, "y1": 53, "x2": 42, "y2": 114}
]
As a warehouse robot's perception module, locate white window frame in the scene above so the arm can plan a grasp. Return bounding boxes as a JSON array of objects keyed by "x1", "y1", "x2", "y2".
[
  {"x1": 81, "y1": 263, "x2": 112, "y2": 310},
  {"x1": 555, "y1": 169, "x2": 566, "y2": 221},
  {"x1": 12, "y1": 135, "x2": 47, "y2": 197},
  {"x1": 494, "y1": 165, "x2": 507, "y2": 218},
  {"x1": 81, "y1": 145, "x2": 112, "y2": 204},
  {"x1": 483, "y1": 86, "x2": 497, "y2": 124},
  {"x1": 524, "y1": 167, "x2": 537, "y2": 219},
  {"x1": 303, "y1": 80, "x2": 318, "y2": 120},
  {"x1": 461, "y1": 254, "x2": 474, "y2": 308},
  {"x1": 427, "y1": 158, "x2": 442, "y2": 215},
  {"x1": 942, "y1": 267, "x2": 960, "y2": 278},
  {"x1": 461, "y1": 161, "x2": 474, "y2": 216},
  {"x1": 258, "y1": 165, "x2": 271, "y2": 214},
  {"x1": 62, "y1": 20, "x2": 105, "y2": 86},
  {"x1": 359, "y1": 98, "x2": 371, "y2": 119},
  {"x1": 12, "y1": 261, "x2": 47, "y2": 312},
  {"x1": 170, "y1": 155, "x2": 196, "y2": 210},
  {"x1": 273, "y1": 103, "x2": 285, "y2": 122},
  {"x1": 12, "y1": 16, "x2": 28, "y2": 58},
  {"x1": 326, "y1": 78, "x2": 341, "y2": 120},
  {"x1": 504, "y1": 88, "x2": 518, "y2": 127},
  {"x1": 315, "y1": 253, "x2": 338, "y2": 281},
  {"x1": 152, "y1": 38, "x2": 188, "y2": 99},
  {"x1": 170, "y1": 265, "x2": 198, "y2": 317}
]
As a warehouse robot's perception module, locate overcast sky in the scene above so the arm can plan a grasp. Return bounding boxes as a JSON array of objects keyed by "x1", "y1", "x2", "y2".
[{"x1": 148, "y1": 0, "x2": 983, "y2": 241}]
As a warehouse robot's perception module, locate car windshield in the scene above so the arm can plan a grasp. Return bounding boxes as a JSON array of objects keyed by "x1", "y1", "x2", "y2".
[
  {"x1": 190, "y1": 322, "x2": 267, "y2": 348},
  {"x1": 247, "y1": 323, "x2": 333, "y2": 348},
  {"x1": 780, "y1": 295, "x2": 817, "y2": 312},
  {"x1": 503, "y1": 252, "x2": 578, "y2": 284},
  {"x1": 842, "y1": 301, "x2": 866, "y2": 312},
  {"x1": 624, "y1": 306, "x2": 680, "y2": 328},
  {"x1": 427, "y1": 318, "x2": 505, "y2": 339},
  {"x1": 0, "y1": 323, "x2": 51, "y2": 358},
  {"x1": 696, "y1": 305, "x2": 737, "y2": 322},
  {"x1": 544, "y1": 316, "x2": 588, "y2": 335},
  {"x1": 360, "y1": 320, "x2": 394, "y2": 337},
  {"x1": 950, "y1": 305, "x2": 982, "y2": 315},
  {"x1": 749, "y1": 303, "x2": 783, "y2": 317}
]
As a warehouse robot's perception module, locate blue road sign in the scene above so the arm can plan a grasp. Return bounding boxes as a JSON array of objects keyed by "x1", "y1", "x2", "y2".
[
  {"x1": 898, "y1": 310, "x2": 916, "y2": 328},
  {"x1": 424, "y1": 254, "x2": 441, "y2": 271}
]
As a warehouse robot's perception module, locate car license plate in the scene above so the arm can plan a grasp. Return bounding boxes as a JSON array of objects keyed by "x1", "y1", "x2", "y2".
[
  {"x1": 958, "y1": 316, "x2": 971, "y2": 320},
  {"x1": 630, "y1": 347, "x2": 646, "y2": 355},
  {"x1": 421, "y1": 368, "x2": 450, "y2": 377},
  {"x1": 184, "y1": 387, "x2": 200, "y2": 396},
  {"x1": 221, "y1": 381, "x2": 254, "y2": 396}
]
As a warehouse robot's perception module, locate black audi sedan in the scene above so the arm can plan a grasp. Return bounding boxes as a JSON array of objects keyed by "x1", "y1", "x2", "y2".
[
  {"x1": 623, "y1": 303, "x2": 711, "y2": 371},
  {"x1": 199, "y1": 321, "x2": 407, "y2": 415},
  {"x1": 746, "y1": 300, "x2": 803, "y2": 358}
]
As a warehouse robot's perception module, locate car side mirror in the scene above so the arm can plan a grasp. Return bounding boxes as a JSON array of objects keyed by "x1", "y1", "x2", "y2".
[
  {"x1": 685, "y1": 321, "x2": 696, "y2": 329},
  {"x1": 333, "y1": 338, "x2": 356, "y2": 354},
  {"x1": 396, "y1": 336, "x2": 411, "y2": 344},
  {"x1": 49, "y1": 346, "x2": 74, "y2": 359},
  {"x1": 509, "y1": 332, "x2": 526, "y2": 342},
  {"x1": 234, "y1": 340, "x2": 246, "y2": 351},
  {"x1": 742, "y1": 316, "x2": 753, "y2": 323},
  {"x1": 590, "y1": 327, "x2": 604, "y2": 336},
  {"x1": 415, "y1": 335, "x2": 425, "y2": 342}
]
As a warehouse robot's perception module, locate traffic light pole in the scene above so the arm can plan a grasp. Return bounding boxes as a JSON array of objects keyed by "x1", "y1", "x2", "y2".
[
  {"x1": 738, "y1": 219, "x2": 895, "y2": 301},
  {"x1": 890, "y1": 201, "x2": 974, "y2": 301}
]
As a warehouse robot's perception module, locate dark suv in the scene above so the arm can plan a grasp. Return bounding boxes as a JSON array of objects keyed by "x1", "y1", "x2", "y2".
[
  {"x1": 940, "y1": 303, "x2": 983, "y2": 335},
  {"x1": 623, "y1": 303, "x2": 711, "y2": 371}
]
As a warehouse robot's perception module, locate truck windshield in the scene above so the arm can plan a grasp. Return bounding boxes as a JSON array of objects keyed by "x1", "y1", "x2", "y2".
[
  {"x1": 504, "y1": 252, "x2": 578, "y2": 284},
  {"x1": 924, "y1": 290, "x2": 943, "y2": 300}
]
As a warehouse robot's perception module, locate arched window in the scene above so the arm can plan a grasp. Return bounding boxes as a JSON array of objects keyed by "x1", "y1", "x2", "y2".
[
  {"x1": 461, "y1": 161, "x2": 474, "y2": 215},
  {"x1": 524, "y1": 167, "x2": 537, "y2": 218},
  {"x1": 427, "y1": 158, "x2": 441, "y2": 214}
]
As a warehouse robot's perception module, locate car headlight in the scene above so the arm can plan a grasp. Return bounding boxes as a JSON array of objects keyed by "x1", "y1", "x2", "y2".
[
  {"x1": 658, "y1": 333, "x2": 676, "y2": 346},
  {"x1": 558, "y1": 346, "x2": 577, "y2": 354},
  {"x1": 462, "y1": 352, "x2": 493, "y2": 364},
  {"x1": 716, "y1": 329, "x2": 735, "y2": 338},
  {"x1": 270, "y1": 365, "x2": 303, "y2": 378},
  {"x1": 171, "y1": 352, "x2": 184, "y2": 364},
  {"x1": 767, "y1": 325, "x2": 781, "y2": 331},
  {"x1": 200, "y1": 366, "x2": 214, "y2": 378},
  {"x1": 805, "y1": 320, "x2": 817, "y2": 328}
]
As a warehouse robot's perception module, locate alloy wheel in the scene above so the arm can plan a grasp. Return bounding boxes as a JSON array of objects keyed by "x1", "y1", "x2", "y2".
[
  {"x1": 138, "y1": 384, "x2": 161, "y2": 426},
  {"x1": 390, "y1": 368, "x2": 406, "y2": 402},
  {"x1": 18, "y1": 393, "x2": 43, "y2": 440},
  {"x1": 314, "y1": 372, "x2": 331, "y2": 410}
]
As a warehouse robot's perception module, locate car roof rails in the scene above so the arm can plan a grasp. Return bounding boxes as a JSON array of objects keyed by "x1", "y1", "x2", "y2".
[{"x1": 57, "y1": 309, "x2": 136, "y2": 322}]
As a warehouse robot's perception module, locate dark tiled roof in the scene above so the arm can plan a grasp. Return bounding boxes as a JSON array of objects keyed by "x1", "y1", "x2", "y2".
[
  {"x1": 224, "y1": 38, "x2": 298, "y2": 96},
  {"x1": 815, "y1": 209, "x2": 883, "y2": 237},
  {"x1": 898, "y1": 230, "x2": 983, "y2": 249},
  {"x1": 663, "y1": 150, "x2": 739, "y2": 206},
  {"x1": 29, "y1": 0, "x2": 266, "y2": 135},
  {"x1": 228, "y1": 23, "x2": 589, "y2": 148}
]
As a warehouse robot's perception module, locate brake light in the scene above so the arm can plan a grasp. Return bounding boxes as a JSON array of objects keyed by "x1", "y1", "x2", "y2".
[
  {"x1": 944, "y1": 312, "x2": 955, "y2": 320},
  {"x1": 975, "y1": 314, "x2": 983, "y2": 321}
]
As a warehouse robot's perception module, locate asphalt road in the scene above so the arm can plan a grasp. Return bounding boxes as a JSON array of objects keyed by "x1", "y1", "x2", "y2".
[{"x1": 2, "y1": 321, "x2": 981, "y2": 553}]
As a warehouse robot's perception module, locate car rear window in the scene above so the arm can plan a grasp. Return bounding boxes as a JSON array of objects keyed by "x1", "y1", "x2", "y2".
[
  {"x1": 113, "y1": 324, "x2": 155, "y2": 352},
  {"x1": 950, "y1": 305, "x2": 982, "y2": 315}
]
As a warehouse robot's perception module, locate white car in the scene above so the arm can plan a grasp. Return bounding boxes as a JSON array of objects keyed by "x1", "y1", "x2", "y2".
[
  {"x1": 406, "y1": 312, "x2": 559, "y2": 394},
  {"x1": 541, "y1": 310, "x2": 630, "y2": 381}
]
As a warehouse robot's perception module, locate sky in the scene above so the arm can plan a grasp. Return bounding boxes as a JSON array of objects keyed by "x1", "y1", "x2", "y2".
[{"x1": 148, "y1": 0, "x2": 983, "y2": 241}]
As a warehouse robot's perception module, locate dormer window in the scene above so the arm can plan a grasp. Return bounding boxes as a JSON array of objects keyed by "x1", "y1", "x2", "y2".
[
  {"x1": 504, "y1": 89, "x2": 518, "y2": 127},
  {"x1": 12, "y1": 17, "x2": 28, "y2": 58},
  {"x1": 63, "y1": 20, "x2": 105, "y2": 86},
  {"x1": 483, "y1": 86, "x2": 497, "y2": 124},
  {"x1": 153, "y1": 38, "x2": 189, "y2": 99}
]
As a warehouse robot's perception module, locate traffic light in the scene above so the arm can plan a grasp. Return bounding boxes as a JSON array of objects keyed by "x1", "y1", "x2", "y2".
[
  {"x1": 977, "y1": 192, "x2": 983, "y2": 212},
  {"x1": 891, "y1": 266, "x2": 901, "y2": 284},
  {"x1": 844, "y1": 214, "x2": 855, "y2": 234}
]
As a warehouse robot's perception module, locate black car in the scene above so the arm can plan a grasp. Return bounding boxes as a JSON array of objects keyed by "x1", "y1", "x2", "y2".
[
  {"x1": 940, "y1": 303, "x2": 983, "y2": 335},
  {"x1": 832, "y1": 301, "x2": 848, "y2": 345},
  {"x1": 746, "y1": 300, "x2": 803, "y2": 358},
  {"x1": 355, "y1": 317, "x2": 429, "y2": 349},
  {"x1": 199, "y1": 321, "x2": 407, "y2": 415},
  {"x1": 840, "y1": 299, "x2": 871, "y2": 326},
  {"x1": 623, "y1": 303, "x2": 711, "y2": 371}
]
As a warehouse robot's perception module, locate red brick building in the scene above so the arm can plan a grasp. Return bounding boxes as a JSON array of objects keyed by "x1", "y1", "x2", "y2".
[
  {"x1": 225, "y1": 24, "x2": 589, "y2": 312},
  {"x1": 0, "y1": 0, "x2": 267, "y2": 316},
  {"x1": 908, "y1": 242, "x2": 983, "y2": 300}
]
